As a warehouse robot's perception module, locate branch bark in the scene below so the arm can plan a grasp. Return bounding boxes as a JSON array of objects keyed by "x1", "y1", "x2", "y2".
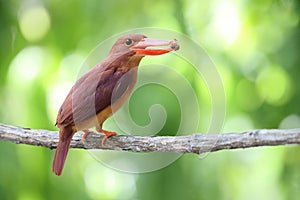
[{"x1": 1, "y1": 123, "x2": 300, "y2": 154}]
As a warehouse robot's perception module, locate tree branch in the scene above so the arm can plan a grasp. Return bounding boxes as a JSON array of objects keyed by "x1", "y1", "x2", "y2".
[{"x1": 1, "y1": 123, "x2": 300, "y2": 154}]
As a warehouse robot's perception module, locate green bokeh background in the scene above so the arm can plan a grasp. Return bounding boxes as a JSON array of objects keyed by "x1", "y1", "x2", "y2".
[{"x1": 1, "y1": 0, "x2": 300, "y2": 199}]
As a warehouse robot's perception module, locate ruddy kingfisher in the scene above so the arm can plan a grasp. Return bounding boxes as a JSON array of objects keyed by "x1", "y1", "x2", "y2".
[{"x1": 53, "y1": 34, "x2": 179, "y2": 175}]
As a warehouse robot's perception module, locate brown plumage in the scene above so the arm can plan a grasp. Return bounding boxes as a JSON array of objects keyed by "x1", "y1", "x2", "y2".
[{"x1": 53, "y1": 34, "x2": 179, "y2": 176}]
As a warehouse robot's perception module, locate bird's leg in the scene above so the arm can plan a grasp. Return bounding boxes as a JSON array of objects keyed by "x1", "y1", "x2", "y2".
[
  {"x1": 96, "y1": 124, "x2": 117, "y2": 145},
  {"x1": 82, "y1": 129, "x2": 94, "y2": 143},
  {"x1": 95, "y1": 125, "x2": 102, "y2": 133}
]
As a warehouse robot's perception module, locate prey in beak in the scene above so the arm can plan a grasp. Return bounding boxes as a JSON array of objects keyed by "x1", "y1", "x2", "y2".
[{"x1": 131, "y1": 38, "x2": 180, "y2": 56}]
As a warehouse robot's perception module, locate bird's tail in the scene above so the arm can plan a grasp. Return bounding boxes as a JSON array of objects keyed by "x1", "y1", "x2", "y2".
[{"x1": 52, "y1": 126, "x2": 74, "y2": 176}]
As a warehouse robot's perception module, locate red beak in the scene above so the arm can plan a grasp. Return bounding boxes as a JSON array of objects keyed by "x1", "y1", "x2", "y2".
[{"x1": 131, "y1": 38, "x2": 179, "y2": 56}]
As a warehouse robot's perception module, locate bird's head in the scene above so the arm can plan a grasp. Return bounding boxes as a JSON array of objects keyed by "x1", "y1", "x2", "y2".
[{"x1": 109, "y1": 34, "x2": 179, "y2": 57}]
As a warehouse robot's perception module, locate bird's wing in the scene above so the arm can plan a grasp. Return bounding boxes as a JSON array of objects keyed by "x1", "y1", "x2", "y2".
[{"x1": 56, "y1": 67, "x2": 135, "y2": 128}]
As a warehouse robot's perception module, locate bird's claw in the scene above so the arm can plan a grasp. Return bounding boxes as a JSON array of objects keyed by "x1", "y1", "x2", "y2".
[
  {"x1": 101, "y1": 130, "x2": 117, "y2": 146},
  {"x1": 82, "y1": 129, "x2": 95, "y2": 144}
]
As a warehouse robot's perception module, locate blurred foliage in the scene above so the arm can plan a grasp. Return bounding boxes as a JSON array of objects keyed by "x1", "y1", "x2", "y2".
[{"x1": 1, "y1": 0, "x2": 300, "y2": 199}]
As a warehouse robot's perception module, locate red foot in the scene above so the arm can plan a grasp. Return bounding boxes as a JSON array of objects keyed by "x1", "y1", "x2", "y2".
[
  {"x1": 82, "y1": 129, "x2": 94, "y2": 143},
  {"x1": 102, "y1": 130, "x2": 117, "y2": 145}
]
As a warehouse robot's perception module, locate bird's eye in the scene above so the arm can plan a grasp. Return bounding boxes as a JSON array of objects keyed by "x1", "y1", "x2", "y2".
[{"x1": 125, "y1": 39, "x2": 133, "y2": 46}]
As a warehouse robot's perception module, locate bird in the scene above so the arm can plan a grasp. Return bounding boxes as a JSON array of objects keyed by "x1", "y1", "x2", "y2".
[{"x1": 52, "y1": 33, "x2": 179, "y2": 176}]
